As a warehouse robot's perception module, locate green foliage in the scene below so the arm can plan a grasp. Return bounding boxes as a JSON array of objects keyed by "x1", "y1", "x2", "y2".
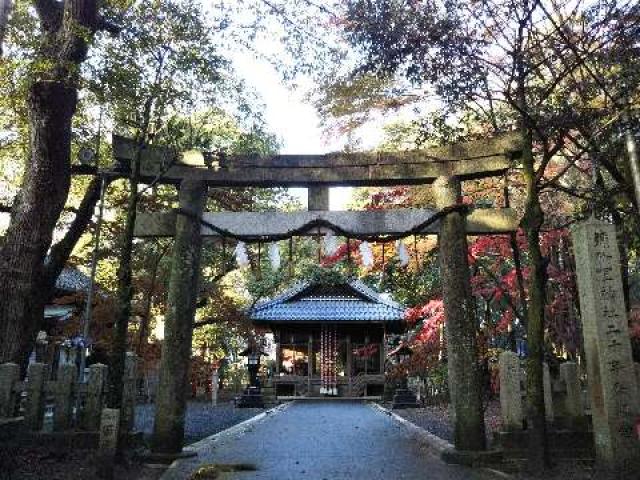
[
  {"x1": 315, "y1": 73, "x2": 415, "y2": 133},
  {"x1": 376, "y1": 251, "x2": 441, "y2": 307},
  {"x1": 157, "y1": 110, "x2": 279, "y2": 154},
  {"x1": 302, "y1": 264, "x2": 352, "y2": 286},
  {"x1": 87, "y1": 0, "x2": 227, "y2": 135}
]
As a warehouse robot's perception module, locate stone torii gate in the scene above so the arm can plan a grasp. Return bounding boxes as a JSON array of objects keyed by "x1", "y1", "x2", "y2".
[{"x1": 114, "y1": 132, "x2": 524, "y2": 458}]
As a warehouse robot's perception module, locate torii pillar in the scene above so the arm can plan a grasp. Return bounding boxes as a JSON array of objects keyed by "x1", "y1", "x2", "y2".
[
  {"x1": 152, "y1": 179, "x2": 207, "y2": 456},
  {"x1": 433, "y1": 176, "x2": 486, "y2": 452}
]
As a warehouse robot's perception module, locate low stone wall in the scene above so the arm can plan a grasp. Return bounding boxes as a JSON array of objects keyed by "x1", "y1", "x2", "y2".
[{"x1": 0, "y1": 352, "x2": 137, "y2": 434}]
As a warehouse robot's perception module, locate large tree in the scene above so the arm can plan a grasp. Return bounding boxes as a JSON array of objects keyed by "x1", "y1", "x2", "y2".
[{"x1": 0, "y1": 0, "x2": 118, "y2": 364}]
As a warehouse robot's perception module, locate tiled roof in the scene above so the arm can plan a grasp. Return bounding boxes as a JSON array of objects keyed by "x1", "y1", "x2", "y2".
[
  {"x1": 249, "y1": 279, "x2": 405, "y2": 323},
  {"x1": 55, "y1": 267, "x2": 92, "y2": 293}
]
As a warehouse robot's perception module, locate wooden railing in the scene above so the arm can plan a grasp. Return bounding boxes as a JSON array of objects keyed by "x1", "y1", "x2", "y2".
[{"x1": 273, "y1": 373, "x2": 385, "y2": 397}]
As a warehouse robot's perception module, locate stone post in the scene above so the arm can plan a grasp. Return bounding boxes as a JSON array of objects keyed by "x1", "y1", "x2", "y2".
[
  {"x1": 121, "y1": 352, "x2": 137, "y2": 434},
  {"x1": 560, "y1": 362, "x2": 583, "y2": 426},
  {"x1": 0, "y1": 363, "x2": 19, "y2": 417},
  {"x1": 211, "y1": 368, "x2": 219, "y2": 407},
  {"x1": 499, "y1": 351, "x2": 524, "y2": 431},
  {"x1": 152, "y1": 180, "x2": 207, "y2": 455},
  {"x1": 572, "y1": 219, "x2": 640, "y2": 476},
  {"x1": 24, "y1": 363, "x2": 46, "y2": 431},
  {"x1": 98, "y1": 408, "x2": 120, "y2": 479},
  {"x1": 433, "y1": 176, "x2": 486, "y2": 451},
  {"x1": 54, "y1": 363, "x2": 76, "y2": 431},
  {"x1": 84, "y1": 363, "x2": 108, "y2": 431},
  {"x1": 308, "y1": 186, "x2": 329, "y2": 211},
  {"x1": 543, "y1": 362, "x2": 554, "y2": 422}
]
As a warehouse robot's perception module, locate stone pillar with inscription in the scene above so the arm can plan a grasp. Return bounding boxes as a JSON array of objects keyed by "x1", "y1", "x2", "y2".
[
  {"x1": 211, "y1": 368, "x2": 219, "y2": 406},
  {"x1": 0, "y1": 363, "x2": 19, "y2": 418},
  {"x1": 25, "y1": 363, "x2": 46, "y2": 431},
  {"x1": 121, "y1": 352, "x2": 137, "y2": 434},
  {"x1": 499, "y1": 351, "x2": 524, "y2": 431},
  {"x1": 560, "y1": 361, "x2": 584, "y2": 427},
  {"x1": 572, "y1": 218, "x2": 640, "y2": 476},
  {"x1": 98, "y1": 408, "x2": 120, "y2": 479}
]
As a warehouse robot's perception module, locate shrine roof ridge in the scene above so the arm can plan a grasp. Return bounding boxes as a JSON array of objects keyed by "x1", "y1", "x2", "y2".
[{"x1": 249, "y1": 279, "x2": 405, "y2": 323}]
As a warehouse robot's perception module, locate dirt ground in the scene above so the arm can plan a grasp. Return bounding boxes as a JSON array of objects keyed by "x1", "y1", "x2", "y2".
[{"x1": 0, "y1": 444, "x2": 167, "y2": 480}]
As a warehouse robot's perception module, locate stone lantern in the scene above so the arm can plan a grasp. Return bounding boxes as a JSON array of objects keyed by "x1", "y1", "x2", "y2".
[
  {"x1": 390, "y1": 343, "x2": 419, "y2": 409},
  {"x1": 237, "y1": 340, "x2": 266, "y2": 408}
]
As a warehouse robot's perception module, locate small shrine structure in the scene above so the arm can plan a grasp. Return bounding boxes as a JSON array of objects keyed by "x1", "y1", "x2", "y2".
[{"x1": 249, "y1": 279, "x2": 405, "y2": 399}]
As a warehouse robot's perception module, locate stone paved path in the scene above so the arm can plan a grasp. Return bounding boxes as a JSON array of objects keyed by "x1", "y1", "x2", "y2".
[{"x1": 162, "y1": 401, "x2": 501, "y2": 480}]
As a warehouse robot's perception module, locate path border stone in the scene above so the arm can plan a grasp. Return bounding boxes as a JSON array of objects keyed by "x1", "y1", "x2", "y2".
[
  {"x1": 369, "y1": 403, "x2": 453, "y2": 455},
  {"x1": 370, "y1": 403, "x2": 512, "y2": 479},
  {"x1": 160, "y1": 402, "x2": 291, "y2": 479}
]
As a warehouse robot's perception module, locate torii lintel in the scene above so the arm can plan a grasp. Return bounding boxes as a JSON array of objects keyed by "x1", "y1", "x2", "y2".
[{"x1": 112, "y1": 132, "x2": 523, "y2": 188}]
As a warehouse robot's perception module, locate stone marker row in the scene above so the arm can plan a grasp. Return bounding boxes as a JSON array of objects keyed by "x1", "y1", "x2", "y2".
[
  {"x1": 0, "y1": 353, "x2": 137, "y2": 433},
  {"x1": 499, "y1": 219, "x2": 640, "y2": 477},
  {"x1": 499, "y1": 352, "x2": 588, "y2": 431}
]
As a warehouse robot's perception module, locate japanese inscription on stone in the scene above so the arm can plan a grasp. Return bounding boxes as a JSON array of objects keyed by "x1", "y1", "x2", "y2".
[
  {"x1": 499, "y1": 351, "x2": 524, "y2": 430},
  {"x1": 572, "y1": 219, "x2": 640, "y2": 474},
  {"x1": 99, "y1": 408, "x2": 120, "y2": 455}
]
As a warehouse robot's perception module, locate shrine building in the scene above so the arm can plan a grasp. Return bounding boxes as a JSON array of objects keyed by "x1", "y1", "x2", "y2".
[{"x1": 249, "y1": 279, "x2": 406, "y2": 399}]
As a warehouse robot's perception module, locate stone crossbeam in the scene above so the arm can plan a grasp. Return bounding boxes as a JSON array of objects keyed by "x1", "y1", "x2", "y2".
[
  {"x1": 133, "y1": 208, "x2": 520, "y2": 239},
  {"x1": 113, "y1": 133, "x2": 522, "y2": 187}
]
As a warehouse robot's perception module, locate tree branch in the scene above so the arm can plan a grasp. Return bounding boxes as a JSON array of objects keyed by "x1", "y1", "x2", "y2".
[{"x1": 41, "y1": 176, "x2": 106, "y2": 299}]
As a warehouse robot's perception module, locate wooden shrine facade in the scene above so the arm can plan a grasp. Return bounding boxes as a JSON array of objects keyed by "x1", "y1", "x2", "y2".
[{"x1": 249, "y1": 280, "x2": 405, "y2": 399}]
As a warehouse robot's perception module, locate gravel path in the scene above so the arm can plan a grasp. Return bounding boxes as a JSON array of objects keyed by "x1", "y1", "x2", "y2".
[
  {"x1": 392, "y1": 400, "x2": 502, "y2": 445},
  {"x1": 135, "y1": 401, "x2": 264, "y2": 445}
]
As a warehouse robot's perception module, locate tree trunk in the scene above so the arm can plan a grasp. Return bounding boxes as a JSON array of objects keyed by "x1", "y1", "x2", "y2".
[
  {"x1": 0, "y1": 0, "x2": 111, "y2": 365},
  {"x1": 108, "y1": 158, "x2": 140, "y2": 410},
  {"x1": 137, "y1": 243, "x2": 170, "y2": 354},
  {"x1": 520, "y1": 128, "x2": 550, "y2": 470},
  {"x1": 599, "y1": 171, "x2": 630, "y2": 314},
  {"x1": 41, "y1": 176, "x2": 105, "y2": 297},
  {"x1": 0, "y1": 81, "x2": 76, "y2": 364},
  {"x1": 504, "y1": 178, "x2": 528, "y2": 330}
]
